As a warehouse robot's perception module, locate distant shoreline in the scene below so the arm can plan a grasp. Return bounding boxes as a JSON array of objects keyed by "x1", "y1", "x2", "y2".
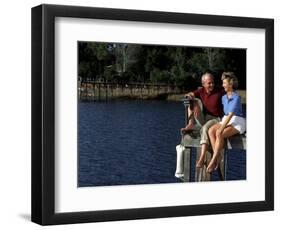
[{"x1": 79, "y1": 90, "x2": 246, "y2": 103}]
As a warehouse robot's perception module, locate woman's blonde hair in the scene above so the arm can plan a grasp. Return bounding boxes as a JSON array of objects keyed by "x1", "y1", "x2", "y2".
[{"x1": 221, "y1": 72, "x2": 239, "y2": 89}]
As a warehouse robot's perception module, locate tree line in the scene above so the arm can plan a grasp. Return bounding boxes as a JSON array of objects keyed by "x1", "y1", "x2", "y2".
[{"x1": 78, "y1": 42, "x2": 246, "y2": 90}]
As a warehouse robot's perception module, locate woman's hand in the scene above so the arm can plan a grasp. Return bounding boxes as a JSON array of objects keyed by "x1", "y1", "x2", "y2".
[{"x1": 220, "y1": 112, "x2": 234, "y2": 132}]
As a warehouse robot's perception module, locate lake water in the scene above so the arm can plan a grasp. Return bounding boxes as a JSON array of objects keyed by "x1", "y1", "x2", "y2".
[{"x1": 78, "y1": 100, "x2": 246, "y2": 187}]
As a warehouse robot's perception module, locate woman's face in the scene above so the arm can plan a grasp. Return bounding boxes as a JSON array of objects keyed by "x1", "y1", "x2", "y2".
[{"x1": 222, "y1": 79, "x2": 233, "y2": 92}]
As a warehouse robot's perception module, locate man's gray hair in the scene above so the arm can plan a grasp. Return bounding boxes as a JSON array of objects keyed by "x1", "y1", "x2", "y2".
[{"x1": 201, "y1": 72, "x2": 214, "y2": 84}]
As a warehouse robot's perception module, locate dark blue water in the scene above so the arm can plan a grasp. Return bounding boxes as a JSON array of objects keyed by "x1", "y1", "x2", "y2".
[{"x1": 78, "y1": 100, "x2": 246, "y2": 187}]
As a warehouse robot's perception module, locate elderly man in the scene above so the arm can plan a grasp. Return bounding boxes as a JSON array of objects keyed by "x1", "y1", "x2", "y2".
[{"x1": 178, "y1": 72, "x2": 224, "y2": 173}]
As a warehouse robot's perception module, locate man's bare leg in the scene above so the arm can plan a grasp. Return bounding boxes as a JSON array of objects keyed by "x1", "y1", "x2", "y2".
[
  {"x1": 181, "y1": 121, "x2": 194, "y2": 134},
  {"x1": 196, "y1": 143, "x2": 208, "y2": 168},
  {"x1": 181, "y1": 107, "x2": 194, "y2": 133}
]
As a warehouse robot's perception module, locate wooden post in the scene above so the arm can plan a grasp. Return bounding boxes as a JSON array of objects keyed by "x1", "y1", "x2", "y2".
[
  {"x1": 92, "y1": 83, "x2": 95, "y2": 101},
  {"x1": 85, "y1": 82, "x2": 88, "y2": 101},
  {"x1": 183, "y1": 148, "x2": 192, "y2": 182},
  {"x1": 224, "y1": 150, "x2": 228, "y2": 180},
  {"x1": 204, "y1": 151, "x2": 212, "y2": 181},
  {"x1": 195, "y1": 148, "x2": 203, "y2": 182},
  {"x1": 98, "y1": 83, "x2": 101, "y2": 101},
  {"x1": 217, "y1": 150, "x2": 225, "y2": 181},
  {"x1": 195, "y1": 150, "x2": 209, "y2": 182},
  {"x1": 105, "y1": 83, "x2": 108, "y2": 101}
]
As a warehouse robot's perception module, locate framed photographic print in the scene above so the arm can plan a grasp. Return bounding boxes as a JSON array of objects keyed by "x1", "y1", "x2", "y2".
[{"x1": 31, "y1": 4, "x2": 274, "y2": 225}]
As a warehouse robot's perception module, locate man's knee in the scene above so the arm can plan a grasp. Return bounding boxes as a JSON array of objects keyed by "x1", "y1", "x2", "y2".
[
  {"x1": 201, "y1": 123, "x2": 208, "y2": 131},
  {"x1": 208, "y1": 126, "x2": 214, "y2": 136},
  {"x1": 200, "y1": 139, "x2": 209, "y2": 145}
]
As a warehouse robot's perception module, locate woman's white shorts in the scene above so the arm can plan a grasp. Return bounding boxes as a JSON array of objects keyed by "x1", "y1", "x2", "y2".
[{"x1": 220, "y1": 115, "x2": 246, "y2": 134}]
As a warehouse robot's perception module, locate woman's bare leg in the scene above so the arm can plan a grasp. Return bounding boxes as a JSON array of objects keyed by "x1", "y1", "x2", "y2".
[
  {"x1": 207, "y1": 126, "x2": 239, "y2": 173},
  {"x1": 208, "y1": 123, "x2": 221, "y2": 151}
]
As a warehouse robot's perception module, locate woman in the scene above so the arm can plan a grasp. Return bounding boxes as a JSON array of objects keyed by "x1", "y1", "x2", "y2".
[{"x1": 206, "y1": 72, "x2": 246, "y2": 173}]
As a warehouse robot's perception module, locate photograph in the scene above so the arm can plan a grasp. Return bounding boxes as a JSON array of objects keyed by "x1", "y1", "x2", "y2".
[
  {"x1": 31, "y1": 4, "x2": 274, "y2": 225},
  {"x1": 77, "y1": 42, "x2": 247, "y2": 186}
]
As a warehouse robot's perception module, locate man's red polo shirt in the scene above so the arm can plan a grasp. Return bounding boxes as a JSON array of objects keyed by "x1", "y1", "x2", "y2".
[{"x1": 193, "y1": 87, "x2": 224, "y2": 117}]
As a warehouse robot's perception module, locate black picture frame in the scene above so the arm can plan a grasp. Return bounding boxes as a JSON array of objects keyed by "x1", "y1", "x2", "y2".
[{"x1": 31, "y1": 4, "x2": 274, "y2": 225}]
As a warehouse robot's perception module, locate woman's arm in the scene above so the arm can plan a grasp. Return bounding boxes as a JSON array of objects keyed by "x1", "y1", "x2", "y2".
[{"x1": 218, "y1": 112, "x2": 234, "y2": 133}]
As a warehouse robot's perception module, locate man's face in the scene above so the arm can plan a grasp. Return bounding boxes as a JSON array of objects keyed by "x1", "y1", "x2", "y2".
[{"x1": 203, "y1": 76, "x2": 215, "y2": 92}]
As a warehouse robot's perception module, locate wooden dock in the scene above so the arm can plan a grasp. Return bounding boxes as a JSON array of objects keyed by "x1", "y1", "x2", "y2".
[
  {"x1": 177, "y1": 133, "x2": 246, "y2": 182},
  {"x1": 175, "y1": 97, "x2": 246, "y2": 182},
  {"x1": 78, "y1": 81, "x2": 184, "y2": 101}
]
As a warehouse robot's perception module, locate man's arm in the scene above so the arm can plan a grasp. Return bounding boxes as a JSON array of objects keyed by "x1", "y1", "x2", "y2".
[
  {"x1": 185, "y1": 87, "x2": 201, "y2": 99},
  {"x1": 184, "y1": 90, "x2": 201, "y2": 118}
]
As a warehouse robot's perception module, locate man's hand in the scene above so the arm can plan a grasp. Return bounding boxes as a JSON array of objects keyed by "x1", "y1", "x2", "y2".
[
  {"x1": 184, "y1": 92, "x2": 194, "y2": 99},
  {"x1": 184, "y1": 94, "x2": 191, "y2": 99}
]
